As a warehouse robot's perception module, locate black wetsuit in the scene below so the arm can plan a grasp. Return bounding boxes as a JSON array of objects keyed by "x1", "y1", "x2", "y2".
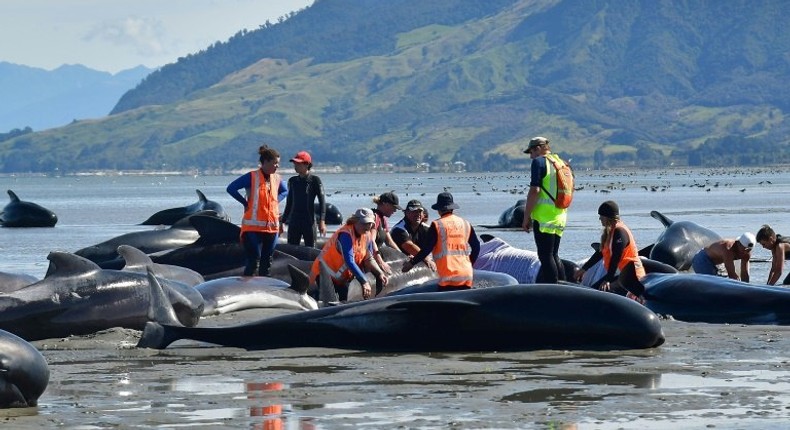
[{"x1": 281, "y1": 173, "x2": 325, "y2": 247}]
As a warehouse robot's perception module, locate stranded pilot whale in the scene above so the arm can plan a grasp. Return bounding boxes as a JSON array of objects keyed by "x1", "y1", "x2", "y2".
[
  {"x1": 647, "y1": 211, "x2": 721, "y2": 270},
  {"x1": 138, "y1": 283, "x2": 665, "y2": 352},
  {"x1": 0, "y1": 190, "x2": 58, "y2": 227},
  {"x1": 0, "y1": 329, "x2": 49, "y2": 408},
  {"x1": 196, "y1": 265, "x2": 318, "y2": 315},
  {"x1": 0, "y1": 252, "x2": 204, "y2": 341},
  {"x1": 642, "y1": 273, "x2": 790, "y2": 325},
  {"x1": 141, "y1": 189, "x2": 228, "y2": 225}
]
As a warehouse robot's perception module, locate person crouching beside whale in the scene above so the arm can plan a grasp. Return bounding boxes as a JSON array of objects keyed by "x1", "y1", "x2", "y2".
[
  {"x1": 756, "y1": 225, "x2": 790, "y2": 285},
  {"x1": 691, "y1": 233, "x2": 754, "y2": 282},
  {"x1": 402, "y1": 192, "x2": 480, "y2": 291},
  {"x1": 311, "y1": 208, "x2": 389, "y2": 301},
  {"x1": 390, "y1": 199, "x2": 437, "y2": 272},
  {"x1": 226, "y1": 145, "x2": 288, "y2": 277},
  {"x1": 575, "y1": 201, "x2": 646, "y2": 302}
]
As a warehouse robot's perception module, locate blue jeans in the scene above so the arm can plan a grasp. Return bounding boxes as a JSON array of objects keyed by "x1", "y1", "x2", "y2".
[{"x1": 691, "y1": 249, "x2": 719, "y2": 275}]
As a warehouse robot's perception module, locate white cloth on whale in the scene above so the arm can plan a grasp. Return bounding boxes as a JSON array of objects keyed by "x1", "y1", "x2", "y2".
[{"x1": 473, "y1": 237, "x2": 540, "y2": 284}]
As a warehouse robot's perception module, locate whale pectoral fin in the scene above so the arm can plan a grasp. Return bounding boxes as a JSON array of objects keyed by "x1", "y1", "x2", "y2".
[
  {"x1": 288, "y1": 264, "x2": 311, "y2": 294},
  {"x1": 650, "y1": 211, "x2": 674, "y2": 227},
  {"x1": 386, "y1": 299, "x2": 479, "y2": 312}
]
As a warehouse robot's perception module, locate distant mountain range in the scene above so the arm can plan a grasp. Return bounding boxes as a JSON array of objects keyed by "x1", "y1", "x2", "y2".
[
  {"x1": 1, "y1": 0, "x2": 789, "y2": 174},
  {"x1": 0, "y1": 62, "x2": 152, "y2": 132}
]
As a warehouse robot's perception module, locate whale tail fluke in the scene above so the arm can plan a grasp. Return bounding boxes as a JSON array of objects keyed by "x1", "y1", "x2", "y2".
[{"x1": 136, "y1": 321, "x2": 175, "y2": 349}]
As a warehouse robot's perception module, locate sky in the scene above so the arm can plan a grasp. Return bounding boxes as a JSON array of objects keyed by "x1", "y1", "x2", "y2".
[{"x1": 0, "y1": 0, "x2": 314, "y2": 74}]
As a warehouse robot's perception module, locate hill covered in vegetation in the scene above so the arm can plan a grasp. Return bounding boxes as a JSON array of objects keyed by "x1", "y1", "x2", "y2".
[{"x1": 2, "y1": 0, "x2": 789, "y2": 174}]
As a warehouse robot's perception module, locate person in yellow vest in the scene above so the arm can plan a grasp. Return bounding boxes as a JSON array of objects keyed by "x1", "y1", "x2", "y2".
[
  {"x1": 401, "y1": 192, "x2": 480, "y2": 291},
  {"x1": 310, "y1": 208, "x2": 389, "y2": 302},
  {"x1": 522, "y1": 136, "x2": 567, "y2": 284},
  {"x1": 575, "y1": 201, "x2": 647, "y2": 302},
  {"x1": 226, "y1": 145, "x2": 288, "y2": 277}
]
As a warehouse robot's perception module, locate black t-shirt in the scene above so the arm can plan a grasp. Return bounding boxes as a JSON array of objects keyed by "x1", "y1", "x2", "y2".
[{"x1": 390, "y1": 217, "x2": 430, "y2": 253}]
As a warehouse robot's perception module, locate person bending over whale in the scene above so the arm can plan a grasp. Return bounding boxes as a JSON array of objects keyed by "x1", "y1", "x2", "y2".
[
  {"x1": 311, "y1": 208, "x2": 389, "y2": 302},
  {"x1": 402, "y1": 192, "x2": 480, "y2": 291},
  {"x1": 575, "y1": 201, "x2": 646, "y2": 302},
  {"x1": 691, "y1": 233, "x2": 754, "y2": 282},
  {"x1": 756, "y1": 224, "x2": 790, "y2": 285}
]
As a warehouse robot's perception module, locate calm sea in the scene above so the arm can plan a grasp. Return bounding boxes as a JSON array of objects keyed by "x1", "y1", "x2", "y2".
[{"x1": 1, "y1": 167, "x2": 789, "y2": 280}]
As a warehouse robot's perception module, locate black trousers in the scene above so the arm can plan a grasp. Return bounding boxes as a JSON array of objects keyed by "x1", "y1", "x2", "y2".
[
  {"x1": 533, "y1": 220, "x2": 565, "y2": 284},
  {"x1": 287, "y1": 219, "x2": 318, "y2": 247}
]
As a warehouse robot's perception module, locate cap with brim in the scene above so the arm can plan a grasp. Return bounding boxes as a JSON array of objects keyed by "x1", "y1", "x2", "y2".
[
  {"x1": 738, "y1": 232, "x2": 756, "y2": 249},
  {"x1": 405, "y1": 199, "x2": 424, "y2": 212},
  {"x1": 523, "y1": 136, "x2": 549, "y2": 153},
  {"x1": 377, "y1": 192, "x2": 403, "y2": 210},
  {"x1": 353, "y1": 208, "x2": 375, "y2": 224},
  {"x1": 289, "y1": 151, "x2": 312, "y2": 164},
  {"x1": 431, "y1": 192, "x2": 460, "y2": 210}
]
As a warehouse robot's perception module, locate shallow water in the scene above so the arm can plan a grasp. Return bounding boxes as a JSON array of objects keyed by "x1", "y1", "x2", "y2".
[{"x1": 2, "y1": 167, "x2": 790, "y2": 428}]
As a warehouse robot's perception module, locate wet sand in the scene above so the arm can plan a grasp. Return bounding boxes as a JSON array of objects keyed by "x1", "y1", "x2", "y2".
[{"x1": 3, "y1": 308, "x2": 788, "y2": 429}]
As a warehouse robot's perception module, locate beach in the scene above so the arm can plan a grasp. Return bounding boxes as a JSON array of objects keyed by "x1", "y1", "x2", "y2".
[
  {"x1": 3, "y1": 308, "x2": 786, "y2": 429},
  {"x1": 2, "y1": 169, "x2": 790, "y2": 428}
]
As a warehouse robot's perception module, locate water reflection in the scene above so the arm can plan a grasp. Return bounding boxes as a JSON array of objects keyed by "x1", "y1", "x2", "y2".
[{"x1": 248, "y1": 381, "x2": 286, "y2": 430}]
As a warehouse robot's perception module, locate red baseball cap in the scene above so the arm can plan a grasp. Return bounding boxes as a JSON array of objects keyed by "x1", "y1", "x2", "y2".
[{"x1": 290, "y1": 151, "x2": 312, "y2": 164}]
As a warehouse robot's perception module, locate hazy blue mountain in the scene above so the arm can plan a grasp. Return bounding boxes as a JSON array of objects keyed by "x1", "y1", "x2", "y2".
[{"x1": 0, "y1": 62, "x2": 153, "y2": 132}]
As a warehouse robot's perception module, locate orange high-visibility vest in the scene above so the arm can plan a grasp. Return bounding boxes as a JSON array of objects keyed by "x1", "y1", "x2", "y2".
[
  {"x1": 311, "y1": 224, "x2": 370, "y2": 284},
  {"x1": 241, "y1": 170, "x2": 281, "y2": 234},
  {"x1": 602, "y1": 220, "x2": 645, "y2": 279},
  {"x1": 432, "y1": 213, "x2": 473, "y2": 288}
]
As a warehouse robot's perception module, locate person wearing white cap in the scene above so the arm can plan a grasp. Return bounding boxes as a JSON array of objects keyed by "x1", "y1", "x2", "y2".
[
  {"x1": 310, "y1": 207, "x2": 389, "y2": 301},
  {"x1": 691, "y1": 232, "x2": 755, "y2": 282}
]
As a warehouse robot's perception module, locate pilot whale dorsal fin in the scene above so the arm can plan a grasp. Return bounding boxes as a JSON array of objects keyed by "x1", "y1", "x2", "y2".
[
  {"x1": 145, "y1": 266, "x2": 183, "y2": 326},
  {"x1": 195, "y1": 189, "x2": 208, "y2": 203},
  {"x1": 117, "y1": 244, "x2": 153, "y2": 270},
  {"x1": 44, "y1": 251, "x2": 102, "y2": 278},
  {"x1": 189, "y1": 214, "x2": 240, "y2": 244},
  {"x1": 650, "y1": 211, "x2": 674, "y2": 227},
  {"x1": 386, "y1": 299, "x2": 480, "y2": 312},
  {"x1": 288, "y1": 264, "x2": 311, "y2": 294},
  {"x1": 7, "y1": 190, "x2": 20, "y2": 202}
]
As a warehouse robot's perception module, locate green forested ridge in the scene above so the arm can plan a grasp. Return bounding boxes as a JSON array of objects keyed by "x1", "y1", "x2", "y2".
[{"x1": 2, "y1": 0, "x2": 789, "y2": 174}]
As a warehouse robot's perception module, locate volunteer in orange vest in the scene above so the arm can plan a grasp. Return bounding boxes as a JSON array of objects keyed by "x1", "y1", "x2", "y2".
[
  {"x1": 402, "y1": 192, "x2": 480, "y2": 290},
  {"x1": 575, "y1": 201, "x2": 647, "y2": 302},
  {"x1": 226, "y1": 145, "x2": 288, "y2": 277},
  {"x1": 522, "y1": 136, "x2": 567, "y2": 284},
  {"x1": 311, "y1": 208, "x2": 389, "y2": 302}
]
